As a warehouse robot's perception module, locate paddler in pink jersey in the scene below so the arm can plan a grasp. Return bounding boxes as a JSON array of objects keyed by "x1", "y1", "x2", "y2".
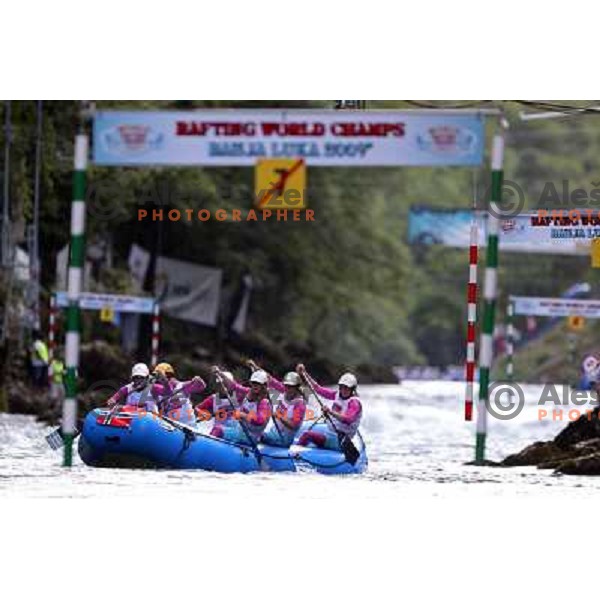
[
  {"x1": 151, "y1": 362, "x2": 206, "y2": 425},
  {"x1": 195, "y1": 369, "x2": 240, "y2": 437},
  {"x1": 247, "y1": 359, "x2": 307, "y2": 447},
  {"x1": 296, "y1": 364, "x2": 362, "y2": 450},
  {"x1": 106, "y1": 363, "x2": 155, "y2": 410},
  {"x1": 213, "y1": 367, "x2": 271, "y2": 444}
]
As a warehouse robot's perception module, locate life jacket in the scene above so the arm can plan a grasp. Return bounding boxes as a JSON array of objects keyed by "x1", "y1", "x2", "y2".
[
  {"x1": 121, "y1": 382, "x2": 159, "y2": 413},
  {"x1": 161, "y1": 380, "x2": 192, "y2": 414},
  {"x1": 50, "y1": 360, "x2": 64, "y2": 384},
  {"x1": 326, "y1": 394, "x2": 362, "y2": 438},
  {"x1": 124, "y1": 383, "x2": 148, "y2": 407},
  {"x1": 274, "y1": 396, "x2": 305, "y2": 433},
  {"x1": 212, "y1": 393, "x2": 237, "y2": 425},
  {"x1": 32, "y1": 340, "x2": 49, "y2": 365},
  {"x1": 238, "y1": 395, "x2": 270, "y2": 441}
]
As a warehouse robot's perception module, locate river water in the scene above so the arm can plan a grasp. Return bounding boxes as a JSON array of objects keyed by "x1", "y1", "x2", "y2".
[{"x1": 2, "y1": 381, "x2": 599, "y2": 499}]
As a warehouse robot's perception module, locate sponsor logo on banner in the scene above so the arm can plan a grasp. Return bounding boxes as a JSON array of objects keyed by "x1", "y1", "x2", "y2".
[
  {"x1": 512, "y1": 296, "x2": 600, "y2": 318},
  {"x1": 501, "y1": 218, "x2": 517, "y2": 232},
  {"x1": 408, "y1": 207, "x2": 600, "y2": 255},
  {"x1": 416, "y1": 126, "x2": 477, "y2": 155},
  {"x1": 101, "y1": 125, "x2": 164, "y2": 156}
]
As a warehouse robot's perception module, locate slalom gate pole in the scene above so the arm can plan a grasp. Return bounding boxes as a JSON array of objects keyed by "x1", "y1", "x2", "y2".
[
  {"x1": 48, "y1": 293, "x2": 56, "y2": 384},
  {"x1": 151, "y1": 302, "x2": 160, "y2": 367},
  {"x1": 464, "y1": 209, "x2": 479, "y2": 421},
  {"x1": 475, "y1": 133, "x2": 504, "y2": 464},
  {"x1": 506, "y1": 298, "x2": 515, "y2": 382},
  {"x1": 62, "y1": 131, "x2": 88, "y2": 467}
]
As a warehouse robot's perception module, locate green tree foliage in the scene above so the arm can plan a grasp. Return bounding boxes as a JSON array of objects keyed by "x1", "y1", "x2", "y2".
[{"x1": 3, "y1": 100, "x2": 600, "y2": 372}]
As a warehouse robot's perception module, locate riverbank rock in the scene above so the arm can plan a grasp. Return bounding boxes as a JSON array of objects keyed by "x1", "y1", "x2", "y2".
[
  {"x1": 501, "y1": 407, "x2": 600, "y2": 475},
  {"x1": 501, "y1": 441, "x2": 574, "y2": 468}
]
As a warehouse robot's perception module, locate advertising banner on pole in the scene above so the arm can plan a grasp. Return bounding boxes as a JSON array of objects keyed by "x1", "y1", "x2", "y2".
[
  {"x1": 512, "y1": 296, "x2": 600, "y2": 318},
  {"x1": 55, "y1": 292, "x2": 155, "y2": 314},
  {"x1": 408, "y1": 207, "x2": 600, "y2": 255},
  {"x1": 154, "y1": 257, "x2": 222, "y2": 326},
  {"x1": 93, "y1": 110, "x2": 485, "y2": 167}
]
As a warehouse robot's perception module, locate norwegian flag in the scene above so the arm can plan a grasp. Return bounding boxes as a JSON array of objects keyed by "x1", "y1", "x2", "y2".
[{"x1": 96, "y1": 408, "x2": 134, "y2": 428}]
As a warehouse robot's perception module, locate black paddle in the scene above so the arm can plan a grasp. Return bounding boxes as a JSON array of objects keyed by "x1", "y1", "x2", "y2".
[{"x1": 301, "y1": 374, "x2": 361, "y2": 466}]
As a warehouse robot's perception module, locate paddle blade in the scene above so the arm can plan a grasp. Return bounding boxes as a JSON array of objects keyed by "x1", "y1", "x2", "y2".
[
  {"x1": 339, "y1": 434, "x2": 360, "y2": 465},
  {"x1": 45, "y1": 428, "x2": 64, "y2": 451}
]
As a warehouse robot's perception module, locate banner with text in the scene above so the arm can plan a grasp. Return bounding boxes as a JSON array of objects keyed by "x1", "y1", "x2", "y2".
[
  {"x1": 512, "y1": 296, "x2": 600, "y2": 318},
  {"x1": 55, "y1": 292, "x2": 155, "y2": 314},
  {"x1": 408, "y1": 208, "x2": 600, "y2": 255},
  {"x1": 93, "y1": 110, "x2": 485, "y2": 167},
  {"x1": 155, "y1": 257, "x2": 222, "y2": 326}
]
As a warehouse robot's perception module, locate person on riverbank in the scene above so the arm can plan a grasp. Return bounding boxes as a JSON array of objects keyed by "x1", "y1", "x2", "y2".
[
  {"x1": 30, "y1": 330, "x2": 49, "y2": 388},
  {"x1": 296, "y1": 364, "x2": 362, "y2": 450}
]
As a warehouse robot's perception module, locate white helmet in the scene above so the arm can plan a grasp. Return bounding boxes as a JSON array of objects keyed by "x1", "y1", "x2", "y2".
[
  {"x1": 584, "y1": 355, "x2": 600, "y2": 382},
  {"x1": 131, "y1": 363, "x2": 150, "y2": 378},
  {"x1": 338, "y1": 372, "x2": 357, "y2": 388},
  {"x1": 220, "y1": 371, "x2": 234, "y2": 382},
  {"x1": 583, "y1": 355, "x2": 599, "y2": 375},
  {"x1": 250, "y1": 370, "x2": 268, "y2": 385},
  {"x1": 283, "y1": 372, "x2": 301, "y2": 386}
]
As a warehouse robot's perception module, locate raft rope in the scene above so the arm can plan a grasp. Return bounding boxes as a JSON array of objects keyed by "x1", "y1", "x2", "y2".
[{"x1": 150, "y1": 411, "x2": 363, "y2": 470}]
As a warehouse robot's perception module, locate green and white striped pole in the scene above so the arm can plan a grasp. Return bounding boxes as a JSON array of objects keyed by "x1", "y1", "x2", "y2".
[
  {"x1": 475, "y1": 134, "x2": 504, "y2": 464},
  {"x1": 62, "y1": 131, "x2": 88, "y2": 467},
  {"x1": 506, "y1": 298, "x2": 515, "y2": 382}
]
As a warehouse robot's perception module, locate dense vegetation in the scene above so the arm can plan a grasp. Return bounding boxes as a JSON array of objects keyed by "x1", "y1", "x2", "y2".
[{"x1": 2, "y1": 100, "x2": 600, "y2": 382}]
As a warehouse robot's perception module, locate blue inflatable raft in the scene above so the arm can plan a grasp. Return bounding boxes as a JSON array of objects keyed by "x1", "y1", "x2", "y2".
[{"x1": 77, "y1": 408, "x2": 367, "y2": 475}]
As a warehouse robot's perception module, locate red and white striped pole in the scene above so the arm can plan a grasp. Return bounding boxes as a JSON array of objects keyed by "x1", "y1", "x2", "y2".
[
  {"x1": 465, "y1": 216, "x2": 479, "y2": 421},
  {"x1": 151, "y1": 302, "x2": 160, "y2": 367},
  {"x1": 48, "y1": 293, "x2": 57, "y2": 384}
]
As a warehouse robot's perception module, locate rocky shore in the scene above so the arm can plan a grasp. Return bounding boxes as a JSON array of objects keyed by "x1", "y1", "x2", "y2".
[{"x1": 501, "y1": 406, "x2": 600, "y2": 475}]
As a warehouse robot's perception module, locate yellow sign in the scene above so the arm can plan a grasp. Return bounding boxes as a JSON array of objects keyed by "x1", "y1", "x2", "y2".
[
  {"x1": 568, "y1": 315, "x2": 585, "y2": 332},
  {"x1": 100, "y1": 306, "x2": 114, "y2": 322},
  {"x1": 255, "y1": 158, "x2": 306, "y2": 210},
  {"x1": 592, "y1": 238, "x2": 600, "y2": 268}
]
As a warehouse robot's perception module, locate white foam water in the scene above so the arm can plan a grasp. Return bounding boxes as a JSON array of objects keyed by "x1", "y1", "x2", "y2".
[{"x1": 2, "y1": 381, "x2": 600, "y2": 498}]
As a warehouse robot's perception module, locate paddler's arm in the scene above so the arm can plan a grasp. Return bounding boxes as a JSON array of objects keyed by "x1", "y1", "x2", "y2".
[
  {"x1": 214, "y1": 366, "x2": 247, "y2": 402},
  {"x1": 247, "y1": 359, "x2": 285, "y2": 393},
  {"x1": 267, "y1": 374, "x2": 286, "y2": 393},
  {"x1": 229, "y1": 380, "x2": 249, "y2": 403},
  {"x1": 107, "y1": 385, "x2": 128, "y2": 407},
  {"x1": 181, "y1": 375, "x2": 207, "y2": 395},
  {"x1": 296, "y1": 364, "x2": 336, "y2": 400},
  {"x1": 325, "y1": 399, "x2": 361, "y2": 425},
  {"x1": 196, "y1": 396, "x2": 214, "y2": 414},
  {"x1": 276, "y1": 402, "x2": 306, "y2": 430},
  {"x1": 150, "y1": 381, "x2": 169, "y2": 399},
  {"x1": 195, "y1": 395, "x2": 214, "y2": 421}
]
